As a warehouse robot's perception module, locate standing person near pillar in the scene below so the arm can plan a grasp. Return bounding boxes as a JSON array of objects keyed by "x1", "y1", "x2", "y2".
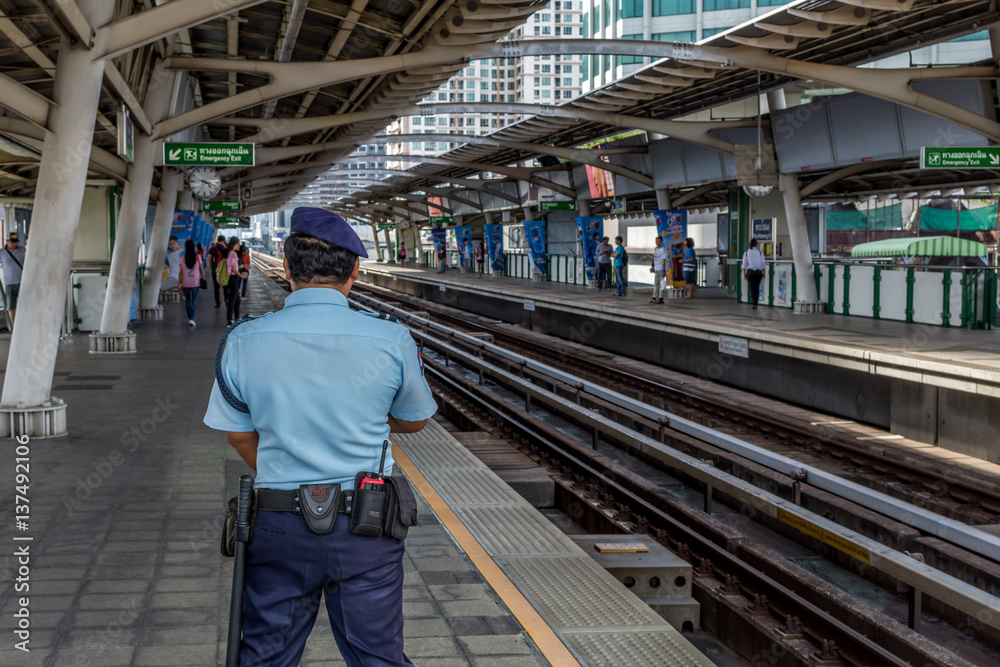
[
  {"x1": 208, "y1": 235, "x2": 227, "y2": 308},
  {"x1": 612, "y1": 236, "x2": 627, "y2": 297},
  {"x1": 683, "y1": 238, "x2": 697, "y2": 300},
  {"x1": 161, "y1": 236, "x2": 182, "y2": 291},
  {"x1": 239, "y1": 242, "x2": 251, "y2": 298},
  {"x1": 649, "y1": 236, "x2": 667, "y2": 304},
  {"x1": 178, "y1": 239, "x2": 203, "y2": 327},
  {"x1": 595, "y1": 236, "x2": 613, "y2": 291},
  {"x1": 204, "y1": 207, "x2": 435, "y2": 666},
  {"x1": 475, "y1": 242, "x2": 485, "y2": 278},
  {"x1": 224, "y1": 237, "x2": 247, "y2": 325},
  {"x1": 1, "y1": 232, "x2": 25, "y2": 326},
  {"x1": 742, "y1": 239, "x2": 767, "y2": 310},
  {"x1": 398, "y1": 241, "x2": 406, "y2": 265},
  {"x1": 436, "y1": 244, "x2": 447, "y2": 274}
]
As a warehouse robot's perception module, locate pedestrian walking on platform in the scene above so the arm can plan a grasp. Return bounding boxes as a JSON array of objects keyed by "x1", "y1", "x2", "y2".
[
  {"x1": 683, "y1": 238, "x2": 697, "y2": 300},
  {"x1": 398, "y1": 241, "x2": 407, "y2": 265},
  {"x1": 612, "y1": 236, "x2": 627, "y2": 297},
  {"x1": 161, "y1": 236, "x2": 182, "y2": 292},
  {"x1": 204, "y1": 207, "x2": 436, "y2": 667},
  {"x1": 239, "y1": 243, "x2": 251, "y2": 298},
  {"x1": 178, "y1": 239, "x2": 203, "y2": 326},
  {"x1": 208, "y1": 235, "x2": 226, "y2": 308},
  {"x1": 475, "y1": 242, "x2": 485, "y2": 278},
  {"x1": 596, "y1": 236, "x2": 613, "y2": 291},
  {"x1": 437, "y1": 244, "x2": 447, "y2": 274},
  {"x1": 650, "y1": 236, "x2": 667, "y2": 303},
  {"x1": 223, "y1": 237, "x2": 247, "y2": 324},
  {"x1": 1, "y1": 231, "x2": 25, "y2": 326},
  {"x1": 742, "y1": 238, "x2": 766, "y2": 310}
]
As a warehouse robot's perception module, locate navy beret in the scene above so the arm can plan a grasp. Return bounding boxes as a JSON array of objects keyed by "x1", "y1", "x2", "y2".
[{"x1": 290, "y1": 207, "x2": 368, "y2": 258}]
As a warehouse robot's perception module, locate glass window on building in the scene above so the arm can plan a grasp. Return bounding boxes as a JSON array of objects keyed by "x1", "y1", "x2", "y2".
[
  {"x1": 703, "y1": 0, "x2": 748, "y2": 8},
  {"x1": 756, "y1": 0, "x2": 790, "y2": 5},
  {"x1": 437, "y1": 92, "x2": 447, "y2": 100},
  {"x1": 619, "y1": 0, "x2": 642, "y2": 18},
  {"x1": 542, "y1": 64, "x2": 551, "y2": 73},
  {"x1": 951, "y1": 30, "x2": 988, "y2": 41},
  {"x1": 412, "y1": 117, "x2": 421, "y2": 125},
  {"x1": 534, "y1": 26, "x2": 540, "y2": 35},
  {"x1": 652, "y1": 0, "x2": 694, "y2": 16},
  {"x1": 701, "y1": 27, "x2": 731, "y2": 38},
  {"x1": 465, "y1": 92, "x2": 475, "y2": 101},
  {"x1": 541, "y1": 77, "x2": 551, "y2": 85},
  {"x1": 541, "y1": 90, "x2": 551, "y2": 98},
  {"x1": 438, "y1": 117, "x2": 447, "y2": 126},
  {"x1": 653, "y1": 30, "x2": 696, "y2": 42},
  {"x1": 582, "y1": 14, "x2": 588, "y2": 36},
  {"x1": 562, "y1": 13, "x2": 572, "y2": 22},
  {"x1": 563, "y1": 26, "x2": 573, "y2": 35},
  {"x1": 542, "y1": 26, "x2": 551, "y2": 34}
]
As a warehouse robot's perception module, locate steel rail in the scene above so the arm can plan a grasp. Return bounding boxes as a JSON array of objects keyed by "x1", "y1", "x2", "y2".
[
  {"x1": 350, "y1": 288, "x2": 1000, "y2": 561},
  {"x1": 423, "y1": 361, "x2": 911, "y2": 667},
  {"x1": 410, "y1": 325, "x2": 1000, "y2": 636}
]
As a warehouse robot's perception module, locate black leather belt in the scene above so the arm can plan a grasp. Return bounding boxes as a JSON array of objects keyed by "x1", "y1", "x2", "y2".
[{"x1": 256, "y1": 488, "x2": 354, "y2": 515}]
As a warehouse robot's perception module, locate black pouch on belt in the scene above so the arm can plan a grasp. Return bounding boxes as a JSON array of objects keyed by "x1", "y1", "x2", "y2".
[
  {"x1": 298, "y1": 483, "x2": 341, "y2": 534},
  {"x1": 350, "y1": 471, "x2": 386, "y2": 538},
  {"x1": 383, "y1": 477, "x2": 419, "y2": 539}
]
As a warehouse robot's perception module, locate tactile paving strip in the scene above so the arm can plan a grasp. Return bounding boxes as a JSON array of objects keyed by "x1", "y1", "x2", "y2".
[
  {"x1": 561, "y1": 630, "x2": 715, "y2": 667},
  {"x1": 456, "y1": 505, "x2": 581, "y2": 556},
  {"x1": 394, "y1": 421, "x2": 485, "y2": 470},
  {"x1": 497, "y1": 555, "x2": 666, "y2": 628},
  {"x1": 423, "y1": 468, "x2": 526, "y2": 506}
]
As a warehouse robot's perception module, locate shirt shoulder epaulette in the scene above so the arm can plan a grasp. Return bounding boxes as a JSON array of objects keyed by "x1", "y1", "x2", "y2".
[{"x1": 358, "y1": 310, "x2": 399, "y2": 324}]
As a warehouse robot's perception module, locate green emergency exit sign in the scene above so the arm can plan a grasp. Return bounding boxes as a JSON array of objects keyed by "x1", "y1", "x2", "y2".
[
  {"x1": 163, "y1": 142, "x2": 255, "y2": 166},
  {"x1": 216, "y1": 216, "x2": 240, "y2": 226},
  {"x1": 539, "y1": 201, "x2": 576, "y2": 211},
  {"x1": 921, "y1": 146, "x2": 1000, "y2": 169},
  {"x1": 203, "y1": 200, "x2": 240, "y2": 211}
]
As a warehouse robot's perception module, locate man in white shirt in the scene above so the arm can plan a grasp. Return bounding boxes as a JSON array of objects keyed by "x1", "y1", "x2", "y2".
[
  {"x1": 161, "y1": 235, "x2": 182, "y2": 291},
  {"x1": 649, "y1": 236, "x2": 667, "y2": 304},
  {"x1": 741, "y1": 238, "x2": 767, "y2": 310}
]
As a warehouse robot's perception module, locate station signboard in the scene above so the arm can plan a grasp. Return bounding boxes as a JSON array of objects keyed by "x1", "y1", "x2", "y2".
[
  {"x1": 752, "y1": 218, "x2": 774, "y2": 243},
  {"x1": 215, "y1": 216, "x2": 240, "y2": 226},
  {"x1": 430, "y1": 216, "x2": 453, "y2": 224},
  {"x1": 203, "y1": 200, "x2": 240, "y2": 211},
  {"x1": 163, "y1": 142, "x2": 255, "y2": 166},
  {"x1": 921, "y1": 146, "x2": 1000, "y2": 169},
  {"x1": 539, "y1": 201, "x2": 576, "y2": 211}
]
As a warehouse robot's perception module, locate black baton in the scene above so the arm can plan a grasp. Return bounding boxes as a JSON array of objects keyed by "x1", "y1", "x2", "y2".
[{"x1": 226, "y1": 475, "x2": 254, "y2": 667}]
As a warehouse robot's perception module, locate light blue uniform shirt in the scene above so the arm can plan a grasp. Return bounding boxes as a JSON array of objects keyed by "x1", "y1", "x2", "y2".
[{"x1": 204, "y1": 288, "x2": 437, "y2": 490}]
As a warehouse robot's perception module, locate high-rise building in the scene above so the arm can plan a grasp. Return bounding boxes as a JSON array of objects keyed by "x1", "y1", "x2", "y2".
[
  {"x1": 387, "y1": 2, "x2": 586, "y2": 162},
  {"x1": 581, "y1": 0, "x2": 992, "y2": 91}
]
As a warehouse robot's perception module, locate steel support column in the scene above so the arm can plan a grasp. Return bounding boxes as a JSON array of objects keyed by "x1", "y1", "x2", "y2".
[
  {"x1": 1, "y1": 0, "x2": 114, "y2": 421},
  {"x1": 100, "y1": 64, "x2": 177, "y2": 334},
  {"x1": 139, "y1": 172, "x2": 181, "y2": 309},
  {"x1": 656, "y1": 189, "x2": 671, "y2": 209},
  {"x1": 779, "y1": 172, "x2": 819, "y2": 305}
]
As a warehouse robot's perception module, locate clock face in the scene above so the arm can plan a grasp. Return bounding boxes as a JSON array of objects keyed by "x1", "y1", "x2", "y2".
[{"x1": 189, "y1": 167, "x2": 221, "y2": 200}]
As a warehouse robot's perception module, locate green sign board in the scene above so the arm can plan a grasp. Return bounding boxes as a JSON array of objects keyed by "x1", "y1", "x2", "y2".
[
  {"x1": 921, "y1": 146, "x2": 1000, "y2": 169},
  {"x1": 215, "y1": 216, "x2": 240, "y2": 226},
  {"x1": 539, "y1": 201, "x2": 576, "y2": 211},
  {"x1": 163, "y1": 142, "x2": 255, "y2": 166},
  {"x1": 378, "y1": 223, "x2": 395, "y2": 229},
  {"x1": 203, "y1": 200, "x2": 240, "y2": 211},
  {"x1": 429, "y1": 216, "x2": 453, "y2": 224}
]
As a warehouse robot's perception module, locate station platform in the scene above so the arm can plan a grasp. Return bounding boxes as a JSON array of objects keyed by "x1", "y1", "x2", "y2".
[
  {"x1": 0, "y1": 276, "x2": 715, "y2": 666},
  {"x1": 358, "y1": 261, "x2": 1000, "y2": 461}
]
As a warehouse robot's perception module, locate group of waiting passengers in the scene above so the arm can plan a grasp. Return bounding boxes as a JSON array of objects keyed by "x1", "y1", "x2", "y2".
[
  {"x1": 594, "y1": 235, "x2": 697, "y2": 301},
  {"x1": 164, "y1": 234, "x2": 250, "y2": 327}
]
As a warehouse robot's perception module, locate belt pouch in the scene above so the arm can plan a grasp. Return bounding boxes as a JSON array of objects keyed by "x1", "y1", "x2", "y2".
[
  {"x1": 350, "y1": 472, "x2": 385, "y2": 538},
  {"x1": 298, "y1": 483, "x2": 341, "y2": 534},
  {"x1": 384, "y1": 477, "x2": 420, "y2": 540}
]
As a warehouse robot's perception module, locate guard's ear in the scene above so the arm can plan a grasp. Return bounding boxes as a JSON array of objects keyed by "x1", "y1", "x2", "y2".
[
  {"x1": 351, "y1": 257, "x2": 360, "y2": 281},
  {"x1": 283, "y1": 257, "x2": 292, "y2": 283}
]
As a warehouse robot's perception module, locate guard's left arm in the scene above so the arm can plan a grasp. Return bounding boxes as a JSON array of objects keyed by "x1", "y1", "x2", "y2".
[
  {"x1": 388, "y1": 414, "x2": 427, "y2": 433},
  {"x1": 226, "y1": 430, "x2": 260, "y2": 471}
]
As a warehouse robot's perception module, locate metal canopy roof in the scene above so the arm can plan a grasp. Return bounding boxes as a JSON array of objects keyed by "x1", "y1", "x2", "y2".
[{"x1": 850, "y1": 235, "x2": 990, "y2": 258}]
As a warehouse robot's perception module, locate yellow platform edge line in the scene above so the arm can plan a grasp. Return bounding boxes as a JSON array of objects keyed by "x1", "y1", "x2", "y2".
[{"x1": 391, "y1": 439, "x2": 580, "y2": 667}]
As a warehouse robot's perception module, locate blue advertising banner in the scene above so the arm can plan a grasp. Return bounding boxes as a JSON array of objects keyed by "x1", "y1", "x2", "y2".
[
  {"x1": 455, "y1": 225, "x2": 472, "y2": 267},
  {"x1": 654, "y1": 209, "x2": 688, "y2": 287},
  {"x1": 431, "y1": 227, "x2": 447, "y2": 250},
  {"x1": 576, "y1": 216, "x2": 603, "y2": 281},
  {"x1": 523, "y1": 220, "x2": 546, "y2": 276},
  {"x1": 171, "y1": 210, "x2": 195, "y2": 245},
  {"x1": 484, "y1": 224, "x2": 504, "y2": 272}
]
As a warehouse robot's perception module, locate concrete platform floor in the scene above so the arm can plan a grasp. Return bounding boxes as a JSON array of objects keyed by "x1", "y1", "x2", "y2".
[
  {"x1": 367, "y1": 261, "x2": 1000, "y2": 371},
  {"x1": 0, "y1": 278, "x2": 546, "y2": 667}
]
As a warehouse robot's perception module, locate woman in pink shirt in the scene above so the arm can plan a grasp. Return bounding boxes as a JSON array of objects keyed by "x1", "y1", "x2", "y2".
[
  {"x1": 178, "y1": 239, "x2": 203, "y2": 326},
  {"x1": 224, "y1": 236, "x2": 247, "y2": 324}
]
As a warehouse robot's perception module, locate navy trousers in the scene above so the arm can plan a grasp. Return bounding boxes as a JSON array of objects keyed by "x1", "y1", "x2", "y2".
[{"x1": 240, "y1": 510, "x2": 412, "y2": 667}]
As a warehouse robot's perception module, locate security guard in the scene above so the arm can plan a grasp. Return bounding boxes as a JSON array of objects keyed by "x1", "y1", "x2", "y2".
[{"x1": 204, "y1": 207, "x2": 437, "y2": 666}]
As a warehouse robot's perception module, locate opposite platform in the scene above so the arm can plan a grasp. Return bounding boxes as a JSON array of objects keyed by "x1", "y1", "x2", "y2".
[{"x1": 359, "y1": 262, "x2": 1000, "y2": 461}]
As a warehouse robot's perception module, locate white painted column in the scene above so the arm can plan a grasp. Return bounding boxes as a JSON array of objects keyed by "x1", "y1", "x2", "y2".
[
  {"x1": 656, "y1": 189, "x2": 671, "y2": 209},
  {"x1": 139, "y1": 170, "x2": 181, "y2": 309},
  {"x1": 100, "y1": 64, "x2": 177, "y2": 333},
  {"x1": 383, "y1": 227, "x2": 394, "y2": 263},
  {"x1": 1, "y1": 0, "x2": 115, "y2": 416},
  {"x1": 767, "y1": 90, "x2": 820, "y2": 306},
  {"x1": 371, "y1": 223, "x2": 384, "y2": 261}
]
